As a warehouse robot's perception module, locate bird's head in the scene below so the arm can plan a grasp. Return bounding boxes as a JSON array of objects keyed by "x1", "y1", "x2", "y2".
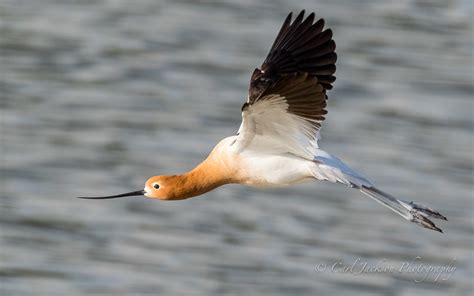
[{"x1": 143, "y1": 175, "x2": 175, "y2": 200}]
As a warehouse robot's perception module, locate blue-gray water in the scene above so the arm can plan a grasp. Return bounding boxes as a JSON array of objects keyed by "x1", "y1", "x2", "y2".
[{"x1": 1, "y1": 0, "x2": 473, "y2": 295}]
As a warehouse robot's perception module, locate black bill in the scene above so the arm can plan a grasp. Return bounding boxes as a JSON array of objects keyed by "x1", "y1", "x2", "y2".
[{"x1": 77, "y1": 189, "x2": 145, "y2": 200}]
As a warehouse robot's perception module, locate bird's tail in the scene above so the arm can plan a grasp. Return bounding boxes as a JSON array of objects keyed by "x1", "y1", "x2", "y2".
[{"x1": 358, "y1": 186, "x2": 447, "y2": 232}]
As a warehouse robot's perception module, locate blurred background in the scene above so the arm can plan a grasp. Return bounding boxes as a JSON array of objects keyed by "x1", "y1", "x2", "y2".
[{"x1": 1, "y1": 0, "x2": 473, "y2": 295}]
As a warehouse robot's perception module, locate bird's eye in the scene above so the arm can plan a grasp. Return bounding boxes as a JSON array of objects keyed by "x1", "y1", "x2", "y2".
[{"x1": 153, "y1": 183, "x2": 160, "y2": 189}]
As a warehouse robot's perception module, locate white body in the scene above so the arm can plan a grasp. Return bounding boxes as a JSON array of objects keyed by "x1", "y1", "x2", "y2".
[{"x1": 217, "y1": 136, "x2": 371, "y2": 188}]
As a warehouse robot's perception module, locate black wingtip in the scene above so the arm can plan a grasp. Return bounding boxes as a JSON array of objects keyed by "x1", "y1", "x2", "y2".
[
  {"x1": 254, "y1": 10, "x2": 337, "y2": 95},
  {"x1": 293, "y1": 10, "x2": 305, "y2": 25},
  {"x1": 297, "y1": 10, "x2": 306, "y2": 18}
]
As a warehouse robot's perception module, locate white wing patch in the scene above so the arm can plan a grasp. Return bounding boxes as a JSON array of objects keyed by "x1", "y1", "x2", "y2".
[{"x1": 234, "y1": 94, "x2": 321, "y2": 159}]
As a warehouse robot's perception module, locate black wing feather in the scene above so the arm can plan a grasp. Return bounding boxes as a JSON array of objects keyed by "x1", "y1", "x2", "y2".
[{"x1": 249, "y1": 11, "x2": 337, "y2": 102}]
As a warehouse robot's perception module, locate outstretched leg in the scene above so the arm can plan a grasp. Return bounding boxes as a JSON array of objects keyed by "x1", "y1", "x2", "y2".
[
  {"x1": 311, "y1": 150, "x2": 447, "y2": 232},
  {"x1": 358, "y1": 186, "x2": 447, "y2": 232}
]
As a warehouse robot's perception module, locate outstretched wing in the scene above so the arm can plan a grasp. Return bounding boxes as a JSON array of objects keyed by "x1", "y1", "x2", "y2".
[{"x1": 234, "y1": 11, "x2": 336, "y2": 159}]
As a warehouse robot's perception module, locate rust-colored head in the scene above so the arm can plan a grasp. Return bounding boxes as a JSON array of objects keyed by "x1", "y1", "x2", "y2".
[{"x1": 144, "y1": 175, "x2": 176, "y2": 200}]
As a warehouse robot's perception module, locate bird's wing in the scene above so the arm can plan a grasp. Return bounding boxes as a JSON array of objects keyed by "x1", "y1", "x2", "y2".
[{"x1": 234, "y1": 11, "x2": 336, "y2": 159}]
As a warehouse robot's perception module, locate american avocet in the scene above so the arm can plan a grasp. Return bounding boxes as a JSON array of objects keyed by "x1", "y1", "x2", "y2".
[{"x1": 79, "y1": 11, "x2": 447, "y2": 232}]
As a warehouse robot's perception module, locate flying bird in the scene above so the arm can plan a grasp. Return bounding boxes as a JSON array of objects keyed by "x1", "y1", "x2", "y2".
[{"x1": 79, "y1": 11, "x2": 447, "y2": 232}]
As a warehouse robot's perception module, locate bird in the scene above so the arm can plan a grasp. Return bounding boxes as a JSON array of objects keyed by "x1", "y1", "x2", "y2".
[{"x1": 78, "y1": 10, "x2": 447, "y2": 232}]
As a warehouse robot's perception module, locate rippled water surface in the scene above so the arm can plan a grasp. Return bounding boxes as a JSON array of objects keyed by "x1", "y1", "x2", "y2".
[{"x1": 1, "y1": 0, "x2": 473, "y2": 295}]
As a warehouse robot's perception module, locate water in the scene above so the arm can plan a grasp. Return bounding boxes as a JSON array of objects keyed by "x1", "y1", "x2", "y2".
[{"x1": 1, "y1": 0, "x2": 473, "y2": 295}]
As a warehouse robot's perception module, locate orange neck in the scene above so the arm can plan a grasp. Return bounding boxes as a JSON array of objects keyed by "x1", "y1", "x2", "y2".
[{"x1": 162, "y1": 156, "x2": 238, "y2": 200}]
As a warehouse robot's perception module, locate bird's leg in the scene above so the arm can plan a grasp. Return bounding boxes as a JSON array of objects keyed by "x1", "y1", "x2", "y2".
[{"x1": 359, "y1": 186, "x2": 447, "y2": 233}]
